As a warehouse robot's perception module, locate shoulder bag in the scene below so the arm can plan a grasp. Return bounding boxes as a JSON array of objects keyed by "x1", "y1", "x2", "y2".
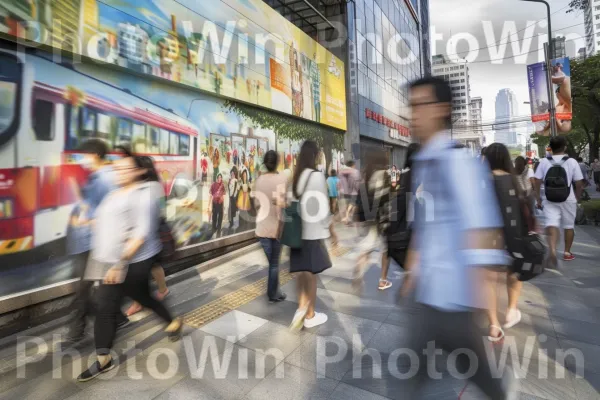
[{"x1": 280, "y1": 170, "x2": 315, "y2": 249}]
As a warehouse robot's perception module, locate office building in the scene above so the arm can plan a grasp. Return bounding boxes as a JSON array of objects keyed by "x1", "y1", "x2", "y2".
[
  {"x1": 470, "y1": 96, "x2": 483, "y2": 139},
  {"x1": 553, "y1": 36, "x2": 566, "y2": 58},
  {"x1": 432, "y1": 55, "x2": 471, "y2": 124},
  {"x1": 495, "y1": 88, "x2": 518, "y2": 146},
  {"x1": 584, "y1": 0, "x2": 600, "y2": 56}
]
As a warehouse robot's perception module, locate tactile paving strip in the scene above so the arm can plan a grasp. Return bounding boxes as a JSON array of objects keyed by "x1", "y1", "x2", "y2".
[{"x1": 183, "y1": 269, "x2": 296, "y2": 328}]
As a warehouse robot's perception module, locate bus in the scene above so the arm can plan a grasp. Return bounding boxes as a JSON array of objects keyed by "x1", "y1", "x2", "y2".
[{"x1": 0, "y1": 47, "x2": 200, "y2": 264}]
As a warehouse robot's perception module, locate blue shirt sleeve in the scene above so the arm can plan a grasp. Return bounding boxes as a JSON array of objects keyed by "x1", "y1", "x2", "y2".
[{"x1": 446, "y1": 150, "x2": 504, "y2": 231}]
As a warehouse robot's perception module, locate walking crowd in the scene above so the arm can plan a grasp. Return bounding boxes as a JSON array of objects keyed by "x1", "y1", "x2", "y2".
[{"x1": 62, "y1": 76, "x2": 589, "y2": 399}]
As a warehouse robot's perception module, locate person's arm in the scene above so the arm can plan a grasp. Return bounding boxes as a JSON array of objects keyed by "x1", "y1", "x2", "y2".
[
  {"x1": 533, "y1": 179, "x2": 543, "y2": 208},
  {"x1": 572, "y1": 160, "x2": 585, "y2": 202}
]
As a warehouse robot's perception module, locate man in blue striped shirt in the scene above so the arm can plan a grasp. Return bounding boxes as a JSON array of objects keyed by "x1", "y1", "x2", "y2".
[{"x1": 401, "y1": 77, "x2": 514, "y2": 399}]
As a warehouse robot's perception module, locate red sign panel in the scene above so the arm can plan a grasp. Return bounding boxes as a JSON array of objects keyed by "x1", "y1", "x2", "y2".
[{"x1": 365, "y1": 108, "x2": 410, "y2": 138}]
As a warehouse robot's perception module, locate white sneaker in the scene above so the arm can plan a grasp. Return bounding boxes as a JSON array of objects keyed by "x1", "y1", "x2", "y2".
[
  {"x1": 303, "y1": 312, "x2": 328, "y2": 328},
  {"x1": 289, "y1": 308, "x2": 307, "y2": 332}
]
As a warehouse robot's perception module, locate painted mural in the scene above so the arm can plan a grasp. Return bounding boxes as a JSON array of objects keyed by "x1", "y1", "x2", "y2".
[
  {"x1": 0, "y1": 42, "x2": 343, "y2": 295},
  {"x1": 0, "y1": 0, "x2": 347, "y2": 130}
]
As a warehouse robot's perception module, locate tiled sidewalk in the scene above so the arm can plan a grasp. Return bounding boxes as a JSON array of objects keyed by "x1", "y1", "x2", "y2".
[{"x1": 2, "y1": 224, "x2": 600, "y2": 400}]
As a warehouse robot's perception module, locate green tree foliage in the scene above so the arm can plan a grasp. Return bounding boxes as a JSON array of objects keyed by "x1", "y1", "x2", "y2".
[
  {"x1": 224, "y1": 100, "x2": 345, "y2": 171},
  {"x1": 566, "y1": 0, "x2": 588, "y2": 13},
  {"x1": 569, "y1": 56, "x2": 600, "y2": 161}
]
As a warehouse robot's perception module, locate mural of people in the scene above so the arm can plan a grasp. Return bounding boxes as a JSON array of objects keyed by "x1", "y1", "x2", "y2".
[
  {"x1": 212, "y1": 147, "x2": 220, "y2": 182},
  {"x1": 236, "y1": 168, "x2": 252, "y2": 229},
  {"x1": 290, "y1": 42, "x2": 304, "y2": 117},
  {"x1": 209, "y1": 173, "x2": 225, "y2": 234},
  {"x1": 310, "y1": 53, "x2": 321, "y2": 123}
]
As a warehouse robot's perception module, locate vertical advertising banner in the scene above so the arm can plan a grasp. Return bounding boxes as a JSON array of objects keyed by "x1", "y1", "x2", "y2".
[{"x1": 527, "y1": 57, "x2": 572, "y2": 135}]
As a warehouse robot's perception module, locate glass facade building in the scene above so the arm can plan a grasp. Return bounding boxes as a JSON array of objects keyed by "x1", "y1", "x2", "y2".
[{"x1": 348, "y1": 0, "x2": 430, "y2": 167}]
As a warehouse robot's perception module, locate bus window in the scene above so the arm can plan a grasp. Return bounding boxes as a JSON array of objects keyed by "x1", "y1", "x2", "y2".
[
  {"x1": 132, "y1": 123, "x2": 147, "y2": 153},
  {"x1": 0, "y1": 57, "x2": 20, "y2": 142},
  {"x1": 81, "y1": 107, "x2": 97, "y2": 140},
  {"x1": 159, "y1": 129, "x2": 169, "y2": 154},
  {"x1": 97, "y1": 112, "x2": 115, "y2": 148},
  {"x1": 169, "y1": 132, "x2": 179, "y2": 155},
  {"x1": 149, "y1": 126, "x2": 160, "y2": 153},
  {"x1": 179, "y1": 134, "x2": 190, "y2": 156},
  {"x1": 33, "y1": 99, "x2": 54, "y2": 141},
  {"x1": 66, "y1": 105, "x2": 81, "y2": 149},
  {"x1": 117, "y1": 118, "x2": 133, "y2": 147}
]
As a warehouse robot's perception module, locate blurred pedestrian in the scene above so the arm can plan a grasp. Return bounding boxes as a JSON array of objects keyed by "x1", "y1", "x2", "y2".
[
  {"x1": 122, "y1": 152, "x2": 171, "y2": 317},
  {"x1": 289, "y1": 141, "x2": 334, "y2": 331},
  {"x1": 254, "y1": 150, "x2": 287, "y2": 303},
  {"x1": 483, "y1": 144, "x2": 534, "y2": 341},
  {"x1": 534, "y1": 136, "x2": 584, "y2": 265},
  {"x1": 578, "y1": 157, "x2": 591, "y2": 188},
  {"x1": 400, "y1": 76, "x2": 512, "y2": 398},
  {"x1": 326, "y1": 169, "x2": 340, "y2": 216},
  {"x1": 592, "y1": 158, "x2": 600, "y2": 191},
  {"x1": 353, "y1": 149, "x2": 391, "y2": 290},
  {"x1": 382, "y1": 143, "x2": 420, "y2": 290},
  {"x1": 390, "y1": 165, "x2": 399, "y2": 191},
  {"x1": 64, "y1": 139, "x2": 129, "y2": 346},
  {"x1": 77, "y1": 154, "x2": 182, "y2": 382},
  {"x1": 339, "y1": 160, "x2": 360, "y2": 224}
]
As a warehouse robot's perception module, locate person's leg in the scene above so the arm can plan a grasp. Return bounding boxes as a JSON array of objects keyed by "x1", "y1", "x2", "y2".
[
  {"x1": 305, "y1": 273, "x2": 318, "y2": 319},
  {"x1": 441, "y1": 311, "x2": 508, "y2": 400},
  {"x1": 379, "y1": 250, "x2": 391, "y2": 289},
  {"x1": 124, "y1": 259, "x2": 174, "y2": 325},
  {"x1": 152, "y1": 266, "x2": 169, "y2": 296},
  {"x1": 544, "y1": 202, "x2": 560, "y2": 263},
  {"x1": 296, "y1": 272, "x2": 309, "y2": 311},
  {"x1": 212, "y1": 202, "x2": 218, "y2": 231},
  {"x1": 94, "y1": 283, "x2": 124, "y2": 358},
  {"x1": 217, "y1": 203, "x2": 224, "y2": 231},
  {"x1": 485, "y1": 270, "x2": 503, "y2": 341},
  {"x1": 562, "y1": 201, "x2": 577, "y2": 258},
  {"x1": 506, "y1": 271, "x2": 523, "y2": 327},
  {"x1": 260, "y1": 238, "x2": 278, "y2": 300}
]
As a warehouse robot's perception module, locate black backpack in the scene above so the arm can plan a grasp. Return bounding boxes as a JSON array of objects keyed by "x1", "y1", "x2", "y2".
[{"x1": 545, "y1": 156, "x2": 571, "y2": 203}]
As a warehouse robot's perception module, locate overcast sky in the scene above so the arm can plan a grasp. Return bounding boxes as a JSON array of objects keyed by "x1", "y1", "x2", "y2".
[{"x1": 429, "y1": 0, "x2": 585, "y2": 143}]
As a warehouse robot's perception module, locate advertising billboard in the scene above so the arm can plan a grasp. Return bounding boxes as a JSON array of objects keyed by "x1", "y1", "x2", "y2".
[
  {"x1": 527, "y1": 57, "x2": 572, "y2": 135},
  {"x1": 0, "y1": 0, "x2": 347, "y2": 130}
]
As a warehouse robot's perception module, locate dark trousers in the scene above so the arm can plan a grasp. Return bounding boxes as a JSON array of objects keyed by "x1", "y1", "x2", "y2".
[
  {"x1": 212, "y1": 202, "x2": 224, "y2": 231},
  {"x1": 229, "y1": 196, "x2": 238, "y2": 225},
  {"x1": 403, "y1": 305, "x2": 507, "y2": 399},
  {"x1": 94, "y1": 257, "x2": 173, "y2": 355},
  {"x1": 258, "y1": 238, "x2": 282, "y2": 300},
  {"x1": 68, "y1": 252, "x2": 127, "y2": 338}
]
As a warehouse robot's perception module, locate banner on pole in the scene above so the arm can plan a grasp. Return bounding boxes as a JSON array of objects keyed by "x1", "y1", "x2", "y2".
[{"x1": 527, "y1": 57, "x2": 572, "y2": 135}]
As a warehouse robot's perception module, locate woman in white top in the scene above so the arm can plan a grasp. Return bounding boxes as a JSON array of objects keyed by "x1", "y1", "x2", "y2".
[{"x1": 289, "y1": 141, "x2": 335, "y2": 331}]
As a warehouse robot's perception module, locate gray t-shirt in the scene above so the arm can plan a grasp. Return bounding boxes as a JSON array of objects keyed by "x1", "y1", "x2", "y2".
[{"x1": 85, "y1": 182, "x2": 161, "y2": 280}]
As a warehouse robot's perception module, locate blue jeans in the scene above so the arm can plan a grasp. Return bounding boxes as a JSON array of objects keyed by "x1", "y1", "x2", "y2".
[{"x1": 259, "y1": 238, "x2": 283, "y2": 300}]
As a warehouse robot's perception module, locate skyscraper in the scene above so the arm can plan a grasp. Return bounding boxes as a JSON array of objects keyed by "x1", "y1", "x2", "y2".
[
  {"x1": 584, "y1": 1, "x2": 600, "y2": 56},
  {"x1": 494, "y1": 89, "x2": 518, "y2": 146}
]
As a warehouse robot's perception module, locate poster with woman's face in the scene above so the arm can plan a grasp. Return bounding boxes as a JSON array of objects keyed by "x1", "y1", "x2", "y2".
[{"x1": 231, "y1": 135, "x2": 245, "y2": 170}]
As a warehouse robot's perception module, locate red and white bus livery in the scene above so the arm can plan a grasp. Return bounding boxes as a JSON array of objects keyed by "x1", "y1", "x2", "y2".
[{"x1": 0, "y1": 49, "x2": 200, "y2": 259}]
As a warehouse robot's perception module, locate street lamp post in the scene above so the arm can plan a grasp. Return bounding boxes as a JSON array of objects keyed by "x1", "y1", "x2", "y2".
[{"x1": 521, "y1": 0, "x2": 557, "y2": 137}]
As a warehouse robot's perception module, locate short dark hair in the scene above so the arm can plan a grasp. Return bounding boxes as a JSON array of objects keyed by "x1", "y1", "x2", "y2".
[
  {"x1": 79, "y1": 139, "x2": 109, "y2": 160},
  {"x1": 346, "y1": 160, "x2": 356, "y2": 168},
  {"x1": 549, "y1": 136, "x2": 567, "y2": 153},
  {"x1": 577, "y1": 157, "x2": 584, "y2": 162},
  {"x1": 410, "y1": 76, "x2": 453, "y2": 104},
  {"x1": 263, "y1": 150, "x2": 278, "y2": 172},
  {"x1": 330, "y1": 169, "x2": 337, "y2": 177}
]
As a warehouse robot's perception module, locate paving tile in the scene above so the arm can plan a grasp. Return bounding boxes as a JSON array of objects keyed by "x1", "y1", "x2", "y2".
[
  {"x1": 570, "y1": 371, "x2": 600, "y2": 399},
  {"x1": 328, "y1": 382, "x2": 391, "y2": 400},
  {"x1": 244, "y1": 362, "x2": 338, "y2": 400},
  {"x1": 313, "y1": 289, "x2": 394, "y2": 323},
  {"x1": 512, "y1": 357, "x2": 578, "y2": 400},
  {"x1": 558, "y1": 339, "x2": 600, "y2": 375},
  {"x1": 239, "y1": 321, "x2": 309, "y2": 358},
  {"x1": 0, "y1": 373, "x2": 82, "y2": 400},
  {"x1": 155, "y1": 334, "x2": 280, "y2": 399},
  {"x1": 307, "y1": 311, "x2": 382, "y2": 343},
  {"x1": 365, "y1": 323, "x2": 412, "y2": 356},
  {"x1": 551, "y1": 317, "x2": 600, "y2": 346},
  {"x1": 236, "y1": 298, "x2": 300, "y2": 328},
  {"x1": 199, "y1": 310, "x2": 268, "y2": 343}
]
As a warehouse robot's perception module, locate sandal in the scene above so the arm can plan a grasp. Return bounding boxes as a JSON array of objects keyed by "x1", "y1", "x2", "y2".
[
  {"x1": 503, "y1": 309, "x2": 522, "y2": 329},
  {"x1": 378, "y1": 279, "x2": 392, "y2": 291},
  {"x1": 156, "y1": 288, "x2": 170, "y2": 301},
  {"x1": 487, "y1": 325, "x2": 505, "y2": 343},
  {"x1": 126, "y1": 302, "x2": 143, "y2": 317},
  {"x1": 166, "y1": 319, "x2": 183, "y2": 342}
]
